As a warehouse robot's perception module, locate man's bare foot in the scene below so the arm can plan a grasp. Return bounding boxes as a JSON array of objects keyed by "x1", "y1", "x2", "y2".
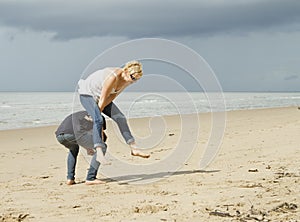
[
  {"x1": 85, "y1": 179, "x2": 106, "y2": 185},
  {"x1": 66, "y1": 179, "x2": 75, "y2": 185},
  {"x1": 131, "y1": 149, "x2": 150, "y2": 158}
]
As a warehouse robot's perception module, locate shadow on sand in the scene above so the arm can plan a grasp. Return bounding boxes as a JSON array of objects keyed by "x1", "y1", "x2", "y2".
[{"x1": 101, "y1": 169, "x2": 220, "y2": 184}]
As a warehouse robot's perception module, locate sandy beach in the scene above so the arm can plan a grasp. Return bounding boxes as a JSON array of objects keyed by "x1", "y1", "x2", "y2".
[{"x1": 0, "y1": 107, "x2": 299, "y2": 221}]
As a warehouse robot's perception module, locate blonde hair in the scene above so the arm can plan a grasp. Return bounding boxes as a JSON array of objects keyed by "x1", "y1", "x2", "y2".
[{"x1": 123, "y1": 60, "x2": 143, "y2": 80}]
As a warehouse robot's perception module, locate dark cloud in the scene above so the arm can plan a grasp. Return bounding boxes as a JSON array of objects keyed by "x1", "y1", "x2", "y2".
[
  {"x1": 0, "y1": 0, "x2": 300, "y2": 40},
  {"x1": 284, "y1": 74, "x2": 299, "y2": 81}
]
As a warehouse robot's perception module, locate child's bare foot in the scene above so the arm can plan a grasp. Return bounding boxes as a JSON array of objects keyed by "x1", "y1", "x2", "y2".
[
  {"x1": 66, "y1": 179, "x2": 75, "y2": 185},
  {"x1": 131, "y1": 149, "x2": 150, "y2": 158},
  {"x1": 96, "y1": 147, "x2": 111, "y2": 165},
  {"x1": 130, "y1": 143, "x2": 150, "y2": 158},
  {"x1": 85, "y1": 179, "x2": 106, "y2": 185}
]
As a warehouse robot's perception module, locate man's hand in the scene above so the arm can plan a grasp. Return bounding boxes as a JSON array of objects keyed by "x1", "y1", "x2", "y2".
[{"x1": 86, "y1": 148, "x2": 95, "y2": 156}]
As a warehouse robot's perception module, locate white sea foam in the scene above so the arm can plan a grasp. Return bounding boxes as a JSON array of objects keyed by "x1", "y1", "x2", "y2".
[{"x1": 0, "y1": 92, "x2": 299, "y2": 130}]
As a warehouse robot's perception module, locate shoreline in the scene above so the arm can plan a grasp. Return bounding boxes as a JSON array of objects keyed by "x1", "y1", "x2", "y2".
[
  {"x1": 0, "y1": 106, "x2": 299, "y2": 221},
  {"x1": 0, "y1": 105, "x2": 298, "y2": 132}
]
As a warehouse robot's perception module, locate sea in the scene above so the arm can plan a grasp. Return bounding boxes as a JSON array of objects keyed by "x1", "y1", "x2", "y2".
[{"x1": 0, "y1": 92, "x2": 299, "y2": 130}]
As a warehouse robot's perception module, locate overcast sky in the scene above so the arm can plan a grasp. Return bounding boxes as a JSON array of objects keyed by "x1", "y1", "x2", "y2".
[{"x1": 0, "y1": 0, "x2": 300, "y2": 92}]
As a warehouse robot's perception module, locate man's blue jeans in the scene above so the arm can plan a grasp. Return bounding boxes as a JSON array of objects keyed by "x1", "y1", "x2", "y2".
[
  {"x1": 79, "y1": 95, "x2": 135, "y2": 148},
  {"x1": 56, "y1": 133, "x2": 105, "y2": 181},
  {"x1": 76, "y1": 130, "x2": 107, "y2": 181}
]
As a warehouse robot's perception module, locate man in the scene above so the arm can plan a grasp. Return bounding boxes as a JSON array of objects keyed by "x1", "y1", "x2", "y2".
[{"x1": 55, "y1": 111, "x2": 107, "y2": 185}]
